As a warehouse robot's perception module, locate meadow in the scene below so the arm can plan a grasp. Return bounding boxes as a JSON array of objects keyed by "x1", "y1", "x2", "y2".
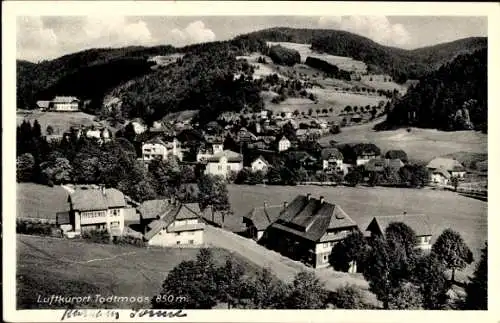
[
  {"x1": 320, "y1": 119, "x2": 488, "y2": 162},
  {"x1": 16, "y1": 111, "x2": 108, "y2": 135},
  {"x1": 16, "y1": 234, "x2": 261, "y2": 309},
  {"x1": 227, "y1": 184, "x2": 487, "y2": 269},
  {"x1": 266, "y1": 42, "x2": 367, "y2": 73}
]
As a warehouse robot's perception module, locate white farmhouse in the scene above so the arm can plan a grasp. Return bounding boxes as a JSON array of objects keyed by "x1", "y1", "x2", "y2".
[{"x1": 278, "y1": 136, "x2": 291, "y2": 152}]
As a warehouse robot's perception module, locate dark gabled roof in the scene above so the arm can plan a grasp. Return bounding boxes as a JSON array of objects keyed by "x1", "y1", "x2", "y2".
[
  {"x1": 366, "y1": 214, "x2": 432, "y2": 237},
  {"x1": 70, "y1": 188, "x2": 126, "y2": 212},
  {"x1": 321, "y1": 148, "x2": 343, "y2": 161},
  {"x1": 287, "y1": 151, "x2": 317, "y2": 162},
  {"x1": 145, "y1": 136, "x2": 168, "y2": 146},
  {"x1": 144, "y1": 203, "x2": 205, "y2": 240},
  {"x1": 137, "y1": 199, "x2": 173, "y2": 220},
  {"x1": 244, "y1": 204, "x2": 283, "y2": 230},
  {"x1": 205, "y1": 150, "x2": 243, "y2": 163},
  {"x1": 270, "y1": 195, "x2": 357, "y2": 242}
]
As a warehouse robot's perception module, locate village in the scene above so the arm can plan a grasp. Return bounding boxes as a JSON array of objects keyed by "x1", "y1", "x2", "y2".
[
  {"x1": 13, "y1": 14, "x2": 488, "y2": 311},
  {"x1": 16, "y1": 93, "x2": 487, "y2": 310}
]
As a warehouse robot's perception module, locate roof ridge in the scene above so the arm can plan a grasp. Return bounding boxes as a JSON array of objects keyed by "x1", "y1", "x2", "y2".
[{"x1": 376, "y1": 214, "x2": 427, "y2": 218}]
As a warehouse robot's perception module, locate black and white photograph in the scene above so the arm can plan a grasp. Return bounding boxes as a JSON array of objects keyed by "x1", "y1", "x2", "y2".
[{"x1": 3, "y1": 1, "x2": 498, "y2": 322}]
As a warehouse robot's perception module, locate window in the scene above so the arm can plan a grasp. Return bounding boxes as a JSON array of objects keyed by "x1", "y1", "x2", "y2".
[
  {"x1": 176, "y1": 241, "x2": 180, "y2": 245},
  {"x1": 218, "y1": 165, "x2": 223, "y2": 171},
  {"x1": 323, "y1": 242, "x2": 329, "y2": 248},
  {"x1": 323, "y1": 255, "x2": 328, "y2": 262},
  {"x1": 176, "y1": 232, "x2": 181, "y2": 236},
  {"x1": 188, "y1": 240, "x2": 194, "y2": 245},
  {"x1": 227, "y1": 165, "x2": 231, "y2": 171}
]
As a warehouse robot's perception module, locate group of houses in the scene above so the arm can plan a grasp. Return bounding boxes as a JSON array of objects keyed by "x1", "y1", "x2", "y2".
[
  {"x1": 56, "y1": 185, "x2": 207, "y2": 246},
  {"x1": 55, "y1": 186, "x2": 433, "y2": 271},
  {"x1": 243, "y1": 193, "x2": 433, "y2": 269}
]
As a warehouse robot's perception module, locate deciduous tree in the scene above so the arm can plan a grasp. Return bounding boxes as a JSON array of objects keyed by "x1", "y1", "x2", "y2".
[
  {"x1": 431, "y1": 229, "x2": 474, "y2": 282},
  {"x1": 464, "y1": 242, "x2": 487, "y2": 310},
  {"x1": 285, "y1": 271, "x2": 328, "y2": 309}
]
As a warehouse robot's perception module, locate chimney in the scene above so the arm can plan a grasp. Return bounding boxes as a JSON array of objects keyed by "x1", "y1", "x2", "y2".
[
  {"x1": 403, "y1": 211, "x2": 407, "y2": 216},
  {"x1": 319, "y1": 196, "x2": 325, "y2": 204},
  {"x1": 306, "y1": 193, "x2": 312, "y2": 200},
  {"x1": 283, "y1": 201, "x2": 288, "y2": 209}
]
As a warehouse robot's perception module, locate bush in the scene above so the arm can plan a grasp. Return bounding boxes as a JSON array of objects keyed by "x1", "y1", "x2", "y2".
[
  {"x1": 113, "y1": 235, "x2": 146, "y2": 247},
  {"x1": 16, "y1": 219, "x2": 58, "y2": 236},
  {"x1": 81, "y1": 229, "x2": 111, "y2": 244}
]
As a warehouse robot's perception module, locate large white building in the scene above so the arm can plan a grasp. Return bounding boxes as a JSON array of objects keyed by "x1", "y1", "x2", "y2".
[
  {"x1": 203, "y1": 150, "x2": 243, "y2": 178},
  {"x1": 141, "y1": 201, "x2": 206, "y2": 247},
  {"x1": 50, "y1": 96, "x2": 80, "y2": 112},
  {"x1": 278, "y1": 136, "x2": 291, "y2": 152},
  {"x1": 57, "y1": 186, "x2": 135, "y2": 237},
  {"x1": 142, "y1": 137, "x2": 183, "y2": 161}
]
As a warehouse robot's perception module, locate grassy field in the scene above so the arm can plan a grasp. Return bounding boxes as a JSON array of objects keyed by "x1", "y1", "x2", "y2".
[
  {"x1": 320, "y1": 119, "x2": 488, "y2": 162},
  {"x1": 266, "y1": 42, "x2": 367, "y2": 73},
  {"x1": 17, "y1": 235, "x2": 262, "y2": 309},
  {"x1": 227, "y1": 184, "x2": 487, "y2": 278},
  {"x1": 17, "y1": 183, "x2": 70, "y2": 220},
  {"x1": 16, "y1": 111, "x2": 107, "y2": 135}
]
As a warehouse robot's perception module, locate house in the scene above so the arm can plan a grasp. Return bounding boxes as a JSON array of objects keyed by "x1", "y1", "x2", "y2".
[
  {"x1": 196, "y1": 141, "x2": 224, "y2": 162},
  {"x1": 365, "y1": 214, "x2": 433, "y2": 250},
  {"x1": 385, "y1": 158, "x2": 405, "y2": 171},
  {"x1": 351, "y1": 144, "x2": 380, "y2": 166},
  {"x1": 237, "y1": 127, "x2": 258, "y2": 143},
  {"x1": 260, "y1": 110, "x2": 269, "y2": 119},
  {"x1": 49, "y1": 96, "x2": 80, "y2": 112},
  {"x1": 36, "y1": 100, "x2": 51, "y2": 110},
  {"x1": 143, "y1": 201, "x2": 206, "y2": 247},
  {"x1": 351, "y1": 114, "x2": 362, "y2": 123},
  {"x1": 127, "y1": 119, "x2": 147, "y2": 134},
  {"x1": 142, "y1": 137, "x2": 183, "y2": 162},
  {"x1": 150, "y1": 121, "x2": 175, "y2": 136},
  {"x1": 137, "y1": 198, "x2": 174, "y2": 232},
  {"x1": 263, "y1": 194, "x2": 359, "y2": 268},
  {"x1": 85, "y1": 127, "x2": 112, "y2": 144},
  {"x1": 427, "y1": 157, "x2": 466, "y2": 178},
  {"x1": 243, "y1": 202, "x2": 284, "y2": 240},
  {"x1": 61, "y1": 186, "x2": 129, "y2": 236},
  {"x1": 286, "y1": 151, "x2": 318, "y2": 169},
  {"x1": 321, "y1": 148, "x2": 343, "y2": 172},
  {"x1": 278, "y1": 136, "x2": 291, "y2": 152},
  {"x1": 251, "y1": 156, "x2": 271, "y2": 173},
  {"x1": 364, "y1": 158, "x2": 386, "y2": 173},
  {"x1": 203, "y1": 150, "x2": 243, "y2": 178},
  {"x1": 430, "y1": 168, "x2": 451, "y2": 185}
]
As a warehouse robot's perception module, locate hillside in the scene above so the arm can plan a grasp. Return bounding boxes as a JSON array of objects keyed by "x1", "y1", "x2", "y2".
[
  {"x1": 378, "y1": 48, "x2": 487, "y2": 132},
  {"x1": 245, "y1": 27, "x2": 487, "y2": 82},
  {"x1": 16, "y1": 28, "x2": 486, "y2": 125}
]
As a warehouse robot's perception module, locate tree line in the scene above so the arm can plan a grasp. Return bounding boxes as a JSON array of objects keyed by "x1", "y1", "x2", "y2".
[{"x1": 329, "y1": 223, "x2": 486, "y2": 310}]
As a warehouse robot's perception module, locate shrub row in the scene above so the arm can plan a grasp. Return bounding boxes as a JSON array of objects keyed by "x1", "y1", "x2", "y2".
[{"x1": 16, "y1": 219, "x2": 62, "y2": 237}]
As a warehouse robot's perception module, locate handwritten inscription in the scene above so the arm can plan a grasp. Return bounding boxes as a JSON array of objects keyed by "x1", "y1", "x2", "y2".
[
  {"x1": 60, "y1": 309, "x2": 187, "y2": 321},
  {"x1": 129, "y1": 309, "x2": 187, "y2": 319},
  {"x1": 60, "y1": 309, "x2": 119, "y2": 321}
]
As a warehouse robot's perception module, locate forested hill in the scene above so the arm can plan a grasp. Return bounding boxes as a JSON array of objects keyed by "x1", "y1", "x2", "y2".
[
  {"x1": 16, "y1": 45, "x2": 178, "y2": 110},
  {"x1": 377, "y1": 48, "x2": 487, "y2": 132},
  {"x1": 17, "y1": 27, "x2": 486, "y2": 125},
  {"x1": 17, "y1": 35, "x2": 268, "y2": 125},
  {"x1": 244, "y1": 27, "x2": 487, "y2": 82}
]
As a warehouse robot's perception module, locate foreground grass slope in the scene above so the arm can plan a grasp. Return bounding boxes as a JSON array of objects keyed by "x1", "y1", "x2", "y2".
[{"x1": 17, "y1": 235, "x2": 261, "y2": 309}]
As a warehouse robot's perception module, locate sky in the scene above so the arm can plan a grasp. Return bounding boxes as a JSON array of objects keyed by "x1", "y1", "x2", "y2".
[{"x1": 17, "y1": 16, "x2": 487, "y2": 62}]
